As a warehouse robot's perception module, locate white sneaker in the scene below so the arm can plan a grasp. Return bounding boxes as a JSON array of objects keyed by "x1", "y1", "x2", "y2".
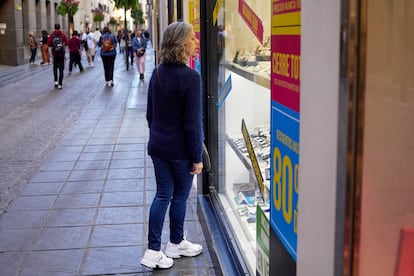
[
  {"x1": 165, "y1": 235, "x2": 203, "y2": 258},
  {"x1": 140, "y1": 249, "x2": 173, "y2": 269}
]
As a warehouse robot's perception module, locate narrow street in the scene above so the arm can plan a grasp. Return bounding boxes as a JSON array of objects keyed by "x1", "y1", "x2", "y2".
[{"x1": 0, "y1": 51, "x2": 139, "y2": 213}]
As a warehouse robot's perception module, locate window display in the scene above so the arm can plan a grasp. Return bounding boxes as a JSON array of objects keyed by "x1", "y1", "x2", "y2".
[
  {"x1": 221, "y1": 1, "x2": 271, "y2": 81},
  {"x1": 216, "y1": 0, "x2": 271, "y2": 273}
]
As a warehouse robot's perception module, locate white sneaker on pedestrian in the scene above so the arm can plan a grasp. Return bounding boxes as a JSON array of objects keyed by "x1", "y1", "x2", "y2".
[
  {"x1": 141, "y1": 249, "x2": 173, "y2": 269},
  {"x1": 58, "y1": 85, "x2": 62, "y2": 89},
  {"x1": 54, "y1": 82, "x2": 58, "y2": 88},
  {"x1": 165, "y1": 234, "x2": 203, "y2": 258}
]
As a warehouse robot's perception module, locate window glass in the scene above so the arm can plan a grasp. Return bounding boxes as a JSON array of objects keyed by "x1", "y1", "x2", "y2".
[
  {"x1": 216, "y1": 0, "x2": 271, "y2": 273},
  {"x1": 360, "y1": 1, "x2": 414, "y2": 275}
]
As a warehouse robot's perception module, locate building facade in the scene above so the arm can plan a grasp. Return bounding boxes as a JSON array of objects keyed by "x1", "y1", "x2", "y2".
[{"x1": 0, "y1": 0, "x2": 116, "y2": 66}]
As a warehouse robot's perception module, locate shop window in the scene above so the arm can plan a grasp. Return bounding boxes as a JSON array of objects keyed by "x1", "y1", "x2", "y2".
[{"x1": 216, "y1": 0, "x2": 271, "y2": 273}]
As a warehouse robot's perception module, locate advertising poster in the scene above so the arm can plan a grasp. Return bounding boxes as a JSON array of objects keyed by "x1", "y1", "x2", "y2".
[
  {"x1": 188, "y1": 0, "x2": 201, "y2": 72},
  {"x1": 270, "y1": 0, "x2": 301, "y2": 261},
  {"x1": 238, "y1": 0, "x2": 264, "y2": 44}
]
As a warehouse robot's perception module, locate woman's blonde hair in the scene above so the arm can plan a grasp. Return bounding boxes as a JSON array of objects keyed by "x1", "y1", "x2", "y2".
[{"x1": 159, "y1": 21, "x2": 193, "y2": 64}]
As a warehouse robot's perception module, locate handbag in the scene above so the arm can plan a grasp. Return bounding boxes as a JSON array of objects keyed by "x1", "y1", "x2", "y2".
[
  {"x1": 156, "y1": 66, "x2": 211, "y2": 172},
  {"x1": 202, "y1": 143, "x2": 211, "y2": 172},
  {"x1": 136, "y1": 49, "x2": 145, "y2": 57},
  {"x1": 120, "y1": 39, "x2": 126, "y2": 48}
]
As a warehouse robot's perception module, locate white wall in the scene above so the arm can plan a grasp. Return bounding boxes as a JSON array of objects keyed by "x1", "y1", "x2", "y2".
[{"x1": 297, "y1": 0, "x2": 341, "y2": 275}]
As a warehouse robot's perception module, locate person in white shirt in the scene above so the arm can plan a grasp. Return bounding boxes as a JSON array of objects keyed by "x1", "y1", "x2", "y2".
[
  {"x1": 94, "y1": 27, "x2": 102, "y2": 54},
  {"x1": 82, "y1": 28, "x2": 96, "y2": 67}
]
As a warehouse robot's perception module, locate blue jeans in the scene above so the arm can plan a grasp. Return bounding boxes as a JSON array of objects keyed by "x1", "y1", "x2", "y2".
[
  {"x1": 29, "y1": 48, "x2": 37, "y2": 63},
  {"x1": 148, "y1": 156, "x2": 194, "y2": 251}
]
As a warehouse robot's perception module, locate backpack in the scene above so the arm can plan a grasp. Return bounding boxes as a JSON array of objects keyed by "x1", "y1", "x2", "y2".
[
  {"x1": 102, "y1": 36, "x2": 115, "y2": 52},
  {"x1": 52, "y1": 35, "x2": 64, "y2": 54}
]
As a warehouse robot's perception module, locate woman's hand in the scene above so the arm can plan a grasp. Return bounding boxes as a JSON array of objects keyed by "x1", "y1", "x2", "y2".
[{"x1": 191, "y1": 162, "x2": 203, "y2": 175}]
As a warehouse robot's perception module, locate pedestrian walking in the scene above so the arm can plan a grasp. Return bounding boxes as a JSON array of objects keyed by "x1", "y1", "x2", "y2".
[
  {"x1": 117, "y1": 30, "x2": 124, "y2": 53},
  {"x1": 68, "y1": 30, "x2": 84, "y2": 75},
  {"x1": 94, "y1": 27, "x2": 102, "y2": 54},
  {"x1": 47, "y1": 23, "x2": 68, "y2": 89},
  {"x1": 28, "y1": 31, "x2": 38, "y2": 65},
  {"x1": 97, "y1": 27, "x2": 117, "y2": 87},
  {"x1": 40, "y1": 30, "x2": 51, "y2": 65},
  {"x1": 82, "y1": 28, "x2": 96, "y2": 67},
  {"x1": 132, "y1": 29, "x2": 147, "y2": 80},
  {"x1": 141, "y1": 21, "x2": 203, "y2": 269},
  {"x1": 123, "y1": 30, "x2": 134, "y2": 69}
]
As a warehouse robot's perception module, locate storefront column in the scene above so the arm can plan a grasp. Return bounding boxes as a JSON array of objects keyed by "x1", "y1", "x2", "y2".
[
  {"x1": 39, "y1": 0, "x2": 47, "y2": 30},
  {"x1": 49, "y1": 0, "x2": 56, "y2": 31},
  {"x1": 158, "y1": 0, "x2": 168, "y2": 42},
  {"x1": 297, "y1": 0, "x2": 343, "y2": 275},
  {"x1": 167, "y1": 0, "x2": 174, "y2": 23},
  {"x1": 26, "y1": 0, "x2": 37, "y2": 33},
  {"x1": 199, "y1": 0, "x2": 219, "y2": 194}
]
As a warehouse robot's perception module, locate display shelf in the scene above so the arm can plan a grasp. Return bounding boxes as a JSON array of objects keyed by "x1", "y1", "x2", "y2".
[
  {"x1": 225, "y1": 61, "x2": 271, "y2": 89},
  {"x1": 227, "y1": 122, "x2": 271, "y2": 175},
  {"x1": 226, "y1": 135, "x2": 252, "y2": 170}
]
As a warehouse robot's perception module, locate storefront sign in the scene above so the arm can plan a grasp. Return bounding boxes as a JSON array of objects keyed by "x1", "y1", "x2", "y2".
[
  {"x1": 216, "y1": 75, "x2": 232, "y2": 108},
  {"x1": 242, "y1": 119, "x2": 265, "y2": 196},
  {"x1": 257, "y1": 206, "x2": 270, "y2": 276},
  {"x1": 270, "y1": 0, "x2": 301, "y2": 261},
  {"x1": 238, "y1": 0, "x2": 264, "y2": 44},
  {"x1": 213, "y1": 0, "x2": 223, "y2": 25},
  {"x1": 188, "y1": 0, "x2": 201, "y2": 72}
]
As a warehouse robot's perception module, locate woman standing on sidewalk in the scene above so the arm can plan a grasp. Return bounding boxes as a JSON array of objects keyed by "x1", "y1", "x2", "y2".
[
  {"x1": 28, "y1": 32, "x2": 38, "y2": 65},
  {"x1": 141, "y1": 21, "x2": 203, "y2": 269}
]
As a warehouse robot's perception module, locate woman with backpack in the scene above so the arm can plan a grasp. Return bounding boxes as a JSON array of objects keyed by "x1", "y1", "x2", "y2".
[{"x1": 97, "y1": 27, "x2": 117, "y2": 87}]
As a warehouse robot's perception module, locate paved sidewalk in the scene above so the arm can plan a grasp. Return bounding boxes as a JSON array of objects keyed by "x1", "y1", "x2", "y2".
[{"x1": 0, "y1": 47, "x2": 217, "y2": 275}]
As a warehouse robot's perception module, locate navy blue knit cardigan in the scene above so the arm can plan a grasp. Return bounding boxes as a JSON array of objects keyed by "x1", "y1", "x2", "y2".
[{"x1": 146, "y1": 63, "x2": 204, "y2": 164}]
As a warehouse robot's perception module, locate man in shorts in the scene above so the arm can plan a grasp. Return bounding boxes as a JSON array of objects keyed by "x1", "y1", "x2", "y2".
[{"x1": 82, "y1": 27, "x2": 96, "y2": 67}]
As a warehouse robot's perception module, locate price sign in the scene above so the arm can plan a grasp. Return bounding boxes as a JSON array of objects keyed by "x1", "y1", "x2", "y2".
[
  {"x1": 270, "y1": 102, "x2": 299, "y2": 260},
  {"x1": 270, "y1": 0, "x2": 301, "y2": 261}
]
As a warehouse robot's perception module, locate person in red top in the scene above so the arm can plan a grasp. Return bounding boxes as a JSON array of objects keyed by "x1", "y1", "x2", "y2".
[
  {"x1": 47, "y1": 23, "x2": 68, "y2": 89},
  {"x1": 68, "y1": 30, "x2": 84, "y2": 75}
]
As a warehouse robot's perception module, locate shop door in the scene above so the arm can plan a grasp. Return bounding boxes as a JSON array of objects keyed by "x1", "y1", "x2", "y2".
[{"x1": 350, "y1": 0, "x2": 414, "y2": 275}]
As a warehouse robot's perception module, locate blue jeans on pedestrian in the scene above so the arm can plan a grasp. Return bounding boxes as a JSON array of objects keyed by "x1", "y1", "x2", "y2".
[
  {"x1": 148, "y1": 156, "x2": 194, "y2": 251},
  {"x1": 29, "y1": 48, "x2": 37, "y2": 63}
]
